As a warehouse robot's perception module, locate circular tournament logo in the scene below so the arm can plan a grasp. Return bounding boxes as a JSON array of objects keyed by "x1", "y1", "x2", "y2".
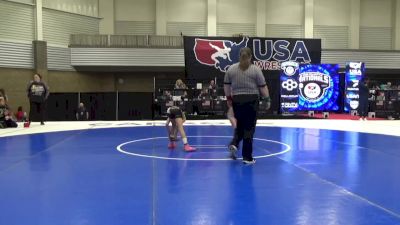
[
  {"x1": 281, "y1": 61, "x2": 299, "y2": 76},
  {"x1": 303, "y1": 83, "x2": 321, "y2": 99},
  {"x1": 285, "y1": 66, "x2": 295, "y2": 76}
]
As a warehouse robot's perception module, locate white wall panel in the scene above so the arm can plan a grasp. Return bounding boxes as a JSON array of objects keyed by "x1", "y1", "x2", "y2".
[
  {"x1": 167, "y1": 22, "x2": 206, "y2": 36},
  {"x1": 43, "y1": 9, "x2": 100, "y2": 46},
  {"x1": 266, "y1": 0, "x2": 303, "y2": 25},
  {"x1": 115, "y1": 0, "x2": 155, "y2": 21},
  {"x1": 360, "y1": 0, "x2": 392, "y2": 27},
  {"x1": 48, "y1": 46, "x2": 74, "y2": 71},
  {"x1": 43, "y1": 0, "x2": 98, "y2": 17},
  {"x1": 266, "y1": 24, "x2": 303, "y2": 38},
  {"x1": 217, "y1": 23, "x2": 256, "y2": 36},
  {"x1": 0, "y1": 41, "x2": 33, "y2": 69},
  {"x1": 360, "y1": 27, "x2": 392, "y2": 50},
  {"x1": 217, "y1": 0, "x2": 256, "y2": 23},
  {"x1": 322, "y1": 50, "x2": 400, "y2": 69},
  {"x1": 71, "y1": 48, "x2": 184, "y2": 67},
  {"x1": 115, "y1": 21, "x2": 155, "y2": 35},
  {"x1": 7, "y1": 0, "x2": 33, "y2": 4},
  {"x1": 167, "y1": 0, "x2": 206, "y2": 22},
  {"x1": 314, "y1": 25, "x2": 349, "y2": 49},
  {"x1": 0, "y1": 1, "x2": 35, "y2": 43},
  {"x1": 314, "y1": 0, "x2": 350, "y2": 26}
]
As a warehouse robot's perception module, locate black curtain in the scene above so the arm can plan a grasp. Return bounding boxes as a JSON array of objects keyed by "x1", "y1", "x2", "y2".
[
  {"x1": 46, "y1": 93, "x2": 79, "y2": 121},
  {"x1": 80, "y1": 93, "x2": 117, "y2": 120},
  {"x1": 118, "y1": 92, "x2": 153, "y2": 120}
]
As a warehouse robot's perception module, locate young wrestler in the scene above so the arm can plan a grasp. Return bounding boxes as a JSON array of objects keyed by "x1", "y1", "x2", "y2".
[{"x1": 166, "y1": 106, "x2": 196, "y2": 152}]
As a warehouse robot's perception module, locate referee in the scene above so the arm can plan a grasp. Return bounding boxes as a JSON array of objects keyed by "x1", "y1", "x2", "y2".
[{"x1": 224, "y1": 47, "x2": 270, "y2": 164}]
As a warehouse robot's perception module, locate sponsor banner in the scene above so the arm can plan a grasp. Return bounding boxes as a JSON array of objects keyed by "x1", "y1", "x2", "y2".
[
  {"x1": 280, "y1": 61, "x2": 300, "y2": 112},
  {"x1": 280, "y1": 64, "x2": 340, "y2": 112},
  {"x1": 184, "y1": 36, "x2": 321, "y2": 78},
  {"x1": 344, "y1": 62, "x2": 365, "y2": 112}
]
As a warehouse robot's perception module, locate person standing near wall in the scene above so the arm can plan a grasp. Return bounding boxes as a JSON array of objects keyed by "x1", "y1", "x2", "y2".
[
  {"x1": 358, "y1": 78, "x2": 370, "y2": 120},
  {"x1": 224, "y1": 47, "x2": 270, "y2": 165},
  {"x1": 27, "y1": 73, "x2": 49, "y2": 125}
]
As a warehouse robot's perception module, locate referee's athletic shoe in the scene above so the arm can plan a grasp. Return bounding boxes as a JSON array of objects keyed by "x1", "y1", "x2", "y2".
[{"x1": 228, "y1": 145, "x2": 238, "y2": 160}]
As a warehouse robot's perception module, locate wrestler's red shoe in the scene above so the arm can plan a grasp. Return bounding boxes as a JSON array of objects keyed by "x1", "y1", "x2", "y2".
[
  {"x1": 184, "y1": 144, "x2": 196, "y2": 152},
  {"x1": 168, "y1": 141, "x2": 176, "y2": 149}
]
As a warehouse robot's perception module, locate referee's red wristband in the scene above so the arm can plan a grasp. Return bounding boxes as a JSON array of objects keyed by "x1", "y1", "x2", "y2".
[{"x1": 227, "y1": 96, "x2": 233, "y2": 101}]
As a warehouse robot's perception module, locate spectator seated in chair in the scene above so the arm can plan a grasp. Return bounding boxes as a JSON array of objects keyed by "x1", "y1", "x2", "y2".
[
  {"x1": 15, "y1": 106, "x2": 27, "y2": 122},
  {"x1": 208, "y1": 80, "x2": 217, "y2": 98},
  {"x1": 0, "y1": 96, "x2": 17, "y2": 129},
  {"x1": 76, "y1": 102, "x2": 89, "y2": 121},
  {"x1": 198, "y1": 88, "x2": 210, "y2": 100}
]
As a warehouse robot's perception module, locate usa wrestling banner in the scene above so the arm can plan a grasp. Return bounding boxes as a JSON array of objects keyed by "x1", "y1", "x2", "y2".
[
  {"x1": 183, "y1": 36, "x2": 321, "y2": 79},
  {"x1": 344, "y1": 62, "x2": 365, "y2": 112}
]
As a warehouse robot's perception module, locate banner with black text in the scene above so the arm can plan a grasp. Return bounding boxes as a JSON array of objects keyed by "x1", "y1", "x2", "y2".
[{"x1": 183, "y1": 36, "x2": 321, "y2": 79}]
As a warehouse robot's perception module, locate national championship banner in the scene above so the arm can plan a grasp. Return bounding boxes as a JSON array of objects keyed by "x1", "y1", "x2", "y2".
[
  {"x1": 344, "y1": 62, "x2": 365, "y2": 112},
  {"x1": 280, "y1": 63, "x2": 340, "y2": 112},
  {"x1": 183, "y1": 36, "x2": 321, "y2": 79}
]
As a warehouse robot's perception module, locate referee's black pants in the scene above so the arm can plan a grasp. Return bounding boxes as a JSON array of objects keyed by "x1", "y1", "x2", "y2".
[
  {"x1": 358, "y1": 98, "x2": 369, "y2": 117},
  {"x1": 230, "y1": 94, "x2": 259, "y2": 161}
]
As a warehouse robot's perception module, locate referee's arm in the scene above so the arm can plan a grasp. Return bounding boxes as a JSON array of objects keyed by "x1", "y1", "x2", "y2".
[
  {"x1": 224, "y1": 68, "x2": 232, "y2": 96},
  {"x1": 224, "y1": 83, "x2": 233, "y2": 107},
  {"x1": 224, "y1": 84, "x2": 232, "y2": 98},
  {"x1": 256, "y1": 68, "x2": 270, "y2": 98},
  {"x1": 259, "y1": 85, "x2": 269, "y2": 98},
  {"x1": 224, "y1": 69, "x2": 233, "y2": 107}
]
